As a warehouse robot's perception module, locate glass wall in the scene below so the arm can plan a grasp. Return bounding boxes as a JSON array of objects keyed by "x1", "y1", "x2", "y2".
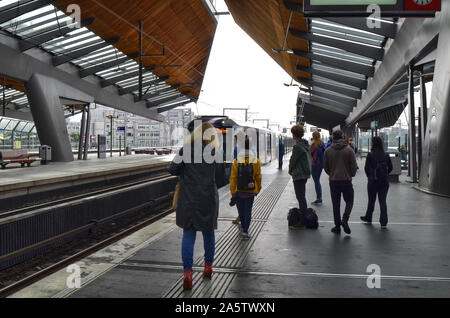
[{"x1": 0, "y1": 117, "x2": 39, "y2": 150}]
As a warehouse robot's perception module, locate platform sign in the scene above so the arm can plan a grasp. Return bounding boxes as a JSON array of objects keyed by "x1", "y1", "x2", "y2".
[
  {"x1": 13, "y1": 141, "x2": 21, "y2": 149},
  {"x1": 117, "y1": 126, "x2": 125, "y2": 131},
  {"x1": 98, "y1": 135, "x2": 107, "y2": 159},
  {"x1": 303, "y1": 0, "x2": 441, "y2": 17}
]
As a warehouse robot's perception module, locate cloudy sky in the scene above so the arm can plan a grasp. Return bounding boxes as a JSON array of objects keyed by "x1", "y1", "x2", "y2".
[{"x1": 191, "y1": 0, "x2": 299, "y2": 130}]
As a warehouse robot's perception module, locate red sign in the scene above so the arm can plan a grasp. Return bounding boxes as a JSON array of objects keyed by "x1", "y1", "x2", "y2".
[{"x1": 405, "y1": 0, "x2": 441, "y2": 11}]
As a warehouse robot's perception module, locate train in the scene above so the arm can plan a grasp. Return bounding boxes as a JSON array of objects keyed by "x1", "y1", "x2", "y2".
[{"x1": 187, "y1": 116, "x2": 294, "y2": 188}]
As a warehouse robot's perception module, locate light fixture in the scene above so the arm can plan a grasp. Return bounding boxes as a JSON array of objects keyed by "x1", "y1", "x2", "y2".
[{"x1": 272, "y1": 48, "x2": 294, "y2": 54}]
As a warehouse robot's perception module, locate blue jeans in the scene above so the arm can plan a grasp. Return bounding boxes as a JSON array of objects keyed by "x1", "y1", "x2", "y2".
[
  {"x1": 236, "y1": 196, "x2": 255, "y2": 234},
  {"x1": 311, "y1": 165, "x2": 323, "y2": 200},
  {"x1": 182, "y1": 226, "x2": 215, "y2": 271}
]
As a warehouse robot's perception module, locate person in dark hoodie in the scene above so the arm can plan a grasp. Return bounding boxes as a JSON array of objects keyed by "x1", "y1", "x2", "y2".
[
  {"x1": 324, "y1": 130, "x2": 358, "y2": 235},
  {"x1": 289, "y1": 125, "x2": 312, "y2": 214},
  {"x1": 361, "y1": 136, "x2": 393, "y2": 229}
]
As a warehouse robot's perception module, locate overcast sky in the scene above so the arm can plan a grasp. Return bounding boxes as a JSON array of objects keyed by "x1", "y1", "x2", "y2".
[{"x1": 190, "y1": 0, "x2": 299, "y2": 130}]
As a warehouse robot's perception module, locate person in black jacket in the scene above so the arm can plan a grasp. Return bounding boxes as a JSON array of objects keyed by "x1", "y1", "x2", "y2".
[
  {"x1": 360, "y1": 136, "x2": 393, "y2": 229},
  {"x1": 168, "y1": 122, "x2": 219, "y2": 291}
]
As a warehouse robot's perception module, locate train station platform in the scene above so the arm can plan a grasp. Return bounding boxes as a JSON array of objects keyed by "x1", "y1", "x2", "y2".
[
  {"x1": 10, "y1": 157, "x2": 450, "y2": 298},
  {"x1": 0, "y1": 154, "x2": 173, "y2": 203}
]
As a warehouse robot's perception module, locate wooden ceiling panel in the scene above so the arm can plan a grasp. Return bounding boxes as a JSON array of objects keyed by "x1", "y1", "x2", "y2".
[
  {"x1": 53, "y1": 0, "x2": 217, "y2": 101},
  {"x1": 225, "y1": 0, "x2": 310, "y2": 82}
]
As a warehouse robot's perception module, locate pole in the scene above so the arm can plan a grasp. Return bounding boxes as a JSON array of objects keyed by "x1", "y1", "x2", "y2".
[
  {"x1": 138, "y1": 20, "x2": 143, "y2": 101},
  {"x1": 83, "y1": 104, "x2": 91, "y2": 160},
  {"x1": 110, "y1": 116, "x2": 113, "y2": 158},
  {"x1": 408, "y1": 64, "x2": 418, "y2": 183},
  {"x1": 119, "y1": 134, "x2": 122, "y2": 157},
  {"x1": 2, "y1": 77, "x2": 5, "y2": 117},
  {"x1": 78, "y1": 106, "x2": 86, "y2": 160}
]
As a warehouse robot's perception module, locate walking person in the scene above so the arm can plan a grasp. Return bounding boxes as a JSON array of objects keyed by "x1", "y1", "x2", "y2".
[
  {"x1": 231, "y1": 134, "x2": 241, "y2": 225},
  {"x1": 326, "y1": 136, "x2": 333, "y2": 148},
  {"x1": 310, "y1": 132, "x2": 325, "y2": 205},
  {"x1": 360, "y1": 136, "x2": 393, "y2": 229},
  {"x1": 289, "y1": 125, "x2": 312, "y2": 215},
  {"x1": 168, "y1": 122, "x2": 220, "y2": 291},
  {"x1": 279, "y1": 137, "x2": 285, "y2": 170},
  {"x1": 324, "y1": 130, "x2": 358, "y2": 235},
  {"x1": 230, "y1": 136, "x2": 262, "y2": 240}
]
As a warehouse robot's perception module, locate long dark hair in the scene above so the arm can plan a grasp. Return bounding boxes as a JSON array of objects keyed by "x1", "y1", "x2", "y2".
[{"x1": 371, "y1": 136, "x2": 385, "y2": 160}]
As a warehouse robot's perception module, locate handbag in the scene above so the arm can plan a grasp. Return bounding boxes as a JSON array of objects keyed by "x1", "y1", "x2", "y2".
[{"x1": 172, "y1": 180, "x2": 180, "y2": 210}]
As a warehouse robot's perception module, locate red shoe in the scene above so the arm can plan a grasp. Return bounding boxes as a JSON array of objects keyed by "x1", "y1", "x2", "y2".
[
  {"x1": 203, "y1": 262, "x2": 213, "y2": 279},
  {"x1": 183, "y1": 270, "x2": 193, "y2": 290}
]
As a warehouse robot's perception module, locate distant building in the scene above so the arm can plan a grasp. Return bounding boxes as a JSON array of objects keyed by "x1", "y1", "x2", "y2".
[{"x1": 67, "y1": 105, "x2": 194, "y2": 149}]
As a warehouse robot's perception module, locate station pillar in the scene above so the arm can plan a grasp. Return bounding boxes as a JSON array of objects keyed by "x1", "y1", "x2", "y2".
[
  {"x1": 419, "y1": 1, "x2": 450, "y2": 197},
  {"x1": 25, "y1": 74, "x2": 93, "y2": 162}
]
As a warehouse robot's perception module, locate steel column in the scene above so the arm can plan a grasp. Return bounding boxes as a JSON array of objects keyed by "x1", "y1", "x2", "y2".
[
  {"x1": 139, "y1": 20, "x2": 143, "y2": 101},
  {"x1": 408, "y1": 64, "x2": 418, "y2": 183},
  {"x1": 419, "y1": 0, "x2": 450, "y2": 196},
  {"x1": 83, "y1": 104, "x2": 91, "y2": 160},
  {"x1": 78, "y1": 106, "x2": 86, "y2": 160}
]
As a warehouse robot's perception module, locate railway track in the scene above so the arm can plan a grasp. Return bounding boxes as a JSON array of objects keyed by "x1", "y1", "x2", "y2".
[
  {"x1": 0, "y1": 206, "x2": 174, "y2": 298},
  {"x1": 0, "y1": 172, "x2": 172, "y2": 220},
  {"x1": 0, "y1": 173, "x2": 177, "y2": 297}
]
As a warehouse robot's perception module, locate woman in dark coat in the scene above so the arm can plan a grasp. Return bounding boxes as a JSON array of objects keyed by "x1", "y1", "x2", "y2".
[
  {"x1": 168, "y1": 122, "x2": 219, "y2": 291},
  {"x1": 360, "y1": 136, "x2": 393, "y2": 229}
]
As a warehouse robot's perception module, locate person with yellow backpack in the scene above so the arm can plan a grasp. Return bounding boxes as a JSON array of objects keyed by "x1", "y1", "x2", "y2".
[{"x1": 230, "y1": 136, "x2": 262, "y2": 240}]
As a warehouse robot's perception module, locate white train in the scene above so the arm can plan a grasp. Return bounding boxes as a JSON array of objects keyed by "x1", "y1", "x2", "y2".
[{"x1": 187, "y1": 116, "x2": 293, "y2": 187}]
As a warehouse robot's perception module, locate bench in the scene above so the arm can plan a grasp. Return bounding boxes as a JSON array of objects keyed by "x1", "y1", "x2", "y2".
[{"x1": 0, "y1": 150, "x2": 40, "y2": 169}]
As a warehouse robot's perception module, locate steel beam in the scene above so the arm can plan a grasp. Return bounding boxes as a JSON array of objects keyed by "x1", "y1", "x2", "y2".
[
  {"x1": 299, "y1": 78, "x2": 361, "y2": 99},
  {"x1": 53, "y1": 38, "x2": 120, "y2": 66},
  {"x1": 0, "y1": 37, "x2": 164, "y2": 122},
  {"x1": 79, "y1": 52, "x2": 138, "y2": 78},
  {"x1": 118, "y1": 75, "x2": 169, "y2": 96},
  {"x1": 290, "y1": 28, "x2": 384, "y2": 61},
  {"x1": 298, "y1": 65, "x2": 366, "y2": 89},
  {"x1": 346, "y1": 17, "x2": 441, "y2": 125},
  {"x1": 303, "y1": 101, "x2": 350, "y2": 116},
  {"x1": 293, "y1": 49, "x2": 374, "y2": 77},
  {"x1": 148, "y1": 93, "x2": 184, "y2": 108},
  {"x1": 100, "y1": 71, "x2": 139, "y2": 88},
  {"x1": 310, "y1": 95, "x2": 353, "y2": 113},
  {"x1": 157, "y1": 99, "x2": 193, "y2": 113},
  {"x1": 136, "y1": 84, "x2": 181, "y2": 102},
  {"x1": 310, "y1": 89, "x2": 357, "y2": 107},
  {"x1": 323, "y1": 17, "x2": 396, "y2": 39},
  {"x1": 19, "y1": 18, "x2": 95, "y2": 52},
  {"x1": 0, "y1": 0, "x2": 54, "y2": 25}
]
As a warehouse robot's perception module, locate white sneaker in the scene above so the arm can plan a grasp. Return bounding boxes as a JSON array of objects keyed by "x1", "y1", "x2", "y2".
[{"x1": 241, "y1": 232, "x2": 250, "y2": 240}]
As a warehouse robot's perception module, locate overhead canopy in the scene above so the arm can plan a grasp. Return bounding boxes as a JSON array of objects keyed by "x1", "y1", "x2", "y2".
[
  {"x1": 225, "y1": 0, "x2": 409, "y2": 130},
  {"x1": 0, "y1": 0, "x2": 218, "y2": 115}
]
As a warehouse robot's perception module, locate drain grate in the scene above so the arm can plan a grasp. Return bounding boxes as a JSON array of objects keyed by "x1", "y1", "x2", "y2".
[{"x1": 163, "y1": 175, "x2": 291, "y2": 298}]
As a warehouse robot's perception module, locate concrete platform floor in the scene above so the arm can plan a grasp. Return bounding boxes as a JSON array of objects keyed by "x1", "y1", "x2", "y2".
[
  {"x1": 0, "y1": 154, "x2": 173, "y2": 195},
  {"x1": 10, "y1": 157, "x2": 450, "y2": 298}
]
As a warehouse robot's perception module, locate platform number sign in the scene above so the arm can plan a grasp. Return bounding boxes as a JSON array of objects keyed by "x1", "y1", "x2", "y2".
[{"x1": 303, "y1": 0, "x2": 441, "y2": 16}]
